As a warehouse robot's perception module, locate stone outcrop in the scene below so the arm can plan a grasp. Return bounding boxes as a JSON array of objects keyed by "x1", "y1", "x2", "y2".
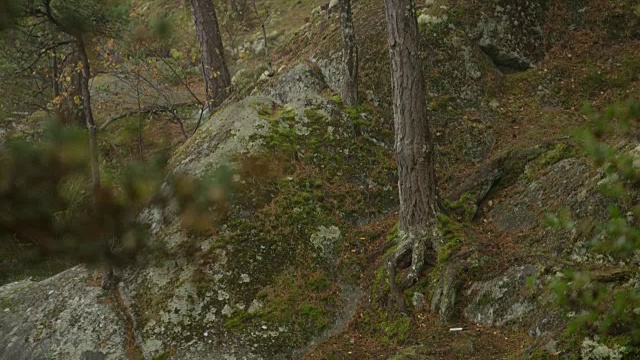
[{"x1": 0, "y1": 267, "x2": 128, "y2": 360}]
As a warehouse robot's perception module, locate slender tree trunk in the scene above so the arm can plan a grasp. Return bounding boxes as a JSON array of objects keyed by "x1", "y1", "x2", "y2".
[
  {"x1": 134, "y1": 53, "x2": 144, "y2": 159},
  {"x1": 70, "y1": 52, "x2": 85, "y2": 127},
  {"x1": 339, "y1": 0, "x2": 359, "y2": 106},
  {"x1": 250, "y1": 0, "x2": 273, "y2": 75},
  {"x1": 383, "y1": 0, "x2": 439, "y2": 312},
  {"x1": 190, "y1": 0, "x2": 232, "y2": 111},
  {"x1": 76, "y1": 38, "x2": 114, "y2": 290},
  {"x1": 53, "y1": 49, "x2": 83, "y2": 126},
  {"x1": 51, "y1": 48, "x2": 60, "y2": 98},
  {"x1": 260, "y1": 22, "x2": 273, "y2": 74}
]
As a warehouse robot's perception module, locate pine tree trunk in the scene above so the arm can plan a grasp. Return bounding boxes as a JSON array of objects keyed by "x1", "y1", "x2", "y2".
[
  {"x1": 54, "y1": 50, "x2": 84, "y2": 126},
  {"x1": 77, "y1": 38, "x2": 115, "y2": 290},
  {"x1": 383, "y1": 0, "x2": 439, "y2": 311},
  {"x1": 190, "y1": 0, "x2": 232, "y2": 111},
  {"x1": 339, "y1": 0, "x2": 359, "y2": 106}
]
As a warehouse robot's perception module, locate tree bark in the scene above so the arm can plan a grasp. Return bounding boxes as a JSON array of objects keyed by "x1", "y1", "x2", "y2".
[
  {"x1": 53, "y1": 50, "x2": 84, "y2": 126},
  {"x1": 76, "y1": 37, "x2": 115, "y2": 290},
  {"x1": 190, "y1": 0, "x2": 232, "y2": 111},
  {"x1": 383, "y1": 0, "x2": 439, "y2": 312},
  {"x1": 259, "y1": 22, "x2": 273, "y2": 74},
  {"x1": 51, "y1": 48, "x2": 60, "y2": 98},
  {"x1": 339, "y1": 0, "x2": 359, "y2": 106},
  {"x1": 250, "y1": 0, "x2": 273, "y2": 75}
]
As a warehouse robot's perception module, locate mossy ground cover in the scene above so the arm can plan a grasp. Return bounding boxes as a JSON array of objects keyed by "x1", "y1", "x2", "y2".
[
  {"x1": 132, "y1": 92, "x2": 399, "y2": 354},
  {"x1": 302, "y1": 0, "x2": 640, "y2": 358}
]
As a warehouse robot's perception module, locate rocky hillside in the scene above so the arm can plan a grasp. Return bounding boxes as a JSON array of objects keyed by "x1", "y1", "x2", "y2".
[{"x1": 1, "y1": 0, "x2": 640, "y2": 359}]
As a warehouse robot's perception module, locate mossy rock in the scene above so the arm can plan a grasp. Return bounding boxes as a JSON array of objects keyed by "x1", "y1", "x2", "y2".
[{"x1": 116, "y1": 63, "x2": 397, "y2": 359}]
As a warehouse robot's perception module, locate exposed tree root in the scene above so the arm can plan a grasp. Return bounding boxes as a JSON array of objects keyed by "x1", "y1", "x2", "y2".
[
  {"x1": 385, "y1": 239, "x2": 412, "y2": 314},
  {"x1": 385, "y1": 228, "x2": 438, "y2": 314},
  {"x1": 111, "y1": 283, "x2": 144, "y2": 360}
]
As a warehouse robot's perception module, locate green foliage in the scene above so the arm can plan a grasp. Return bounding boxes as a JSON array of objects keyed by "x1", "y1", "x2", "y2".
[
  {"x1": 548, "y1": 99, "x2": 640, "y2": 344},
  {"x1": 48, "y1": 0, "x2": 130, "y2": 37},
  {"x1": 0, "y1": 0, "x2": 20, "y2": 31},
  {"x1": 0, "y1": 121, "x2": 226, "y2": 282}
]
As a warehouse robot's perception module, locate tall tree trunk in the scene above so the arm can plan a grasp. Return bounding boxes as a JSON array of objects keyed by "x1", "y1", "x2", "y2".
[
  {"x1": 70, "y1": 52, "x2": 85, "y2": 127},
  {"x1": 383, "y1": 0, "x2": 439, "y2": 312},
  {"x1": 51, "y1": 48, "x2": 60, "y2": 98},
  {"x1": 76, "y1": 37, "x2": 114, "y2": 290},
  {"x1": 53, "y1": 50, "x2": 84, "y2": 126},
  {"x1": 339, "y1": 0, "x2": 359, "y2": 106},
  {"x1": 190, "y1": 0, "x2": 232, "y2": 111},
  {"x1": 250, "y1": 0, "x2": 273, "y2": 75},
  {"x1": 259, "y1": 21, "x2": 273, "y2": 75}
]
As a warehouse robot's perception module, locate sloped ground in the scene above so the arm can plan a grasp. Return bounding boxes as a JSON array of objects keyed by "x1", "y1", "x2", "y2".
[
  {"x1": 296, "y1": 0, "x2": 640, "y2": 358},
  {"x1": 0, "y1": 61, "x2": 398, "y2": 359}
]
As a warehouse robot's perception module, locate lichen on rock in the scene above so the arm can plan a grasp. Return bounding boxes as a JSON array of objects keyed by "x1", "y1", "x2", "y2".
[
  {"x1": 0, "y1": 267, "x2": 128, "y2": 360},
  {"x1": 464, "y1": 265, "x2": 537, "y2": 326},
  {"x1": 471, "y1": 1, "x2": 547, "y2": 71}
]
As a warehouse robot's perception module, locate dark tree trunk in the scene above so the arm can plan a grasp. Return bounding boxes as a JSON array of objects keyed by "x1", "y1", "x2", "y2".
[
  {"x1": 383, "y1": 0, "x2": 439, "y2": 312},
  {"x1": 53, "y1": 50, "x2": 84, "y2": 126},
  {"x1": 51, "y1": 48, "x2": 60, "y2": 98},
  {"x1": 259, "y1": 22, "x2": 273, "y2": 74},
  {"x1": 69, "y1": 52, "x2": 85, "y2": 126},
  {"x1": 76, "y1": 38, "x2": 115, "y2": 290},
  {"x1": 339, "y1": 0, "x2": 359, "y2": 106},
  {"x1": 190, "y1": 0, "x2": 232, "y2": 111}
]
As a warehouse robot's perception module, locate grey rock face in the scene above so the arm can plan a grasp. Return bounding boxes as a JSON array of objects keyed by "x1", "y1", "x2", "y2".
[
  {"x1": 581, "y1": 338, "x2": 626, "y2": 360},
  {"x1": 310, "y1": 225, "x2": 342, "y2": 262},
  {"x1": 312, "y1": 51, "x2": 344, "y2": 95},
  {"x1": 171, "y1": 95, "x2": 274, "y2": 177},
  {"x1": 472, "y1": 1, "x2": 547, "y2": 70},
  {"x1": 261, "y1": 63, "x2": 328, "y2": 105},
  {"x1": 411, "y1": 292, "x2": 426, "y2": 310},
  {"x1": 490, "y1": 158, "x2": 601, "y2": 234},
  {"x1": 419, "y1": 21, "x2": 496, "y2": 168},
  {"x1": 464, "y1": 265, "x2": 537, "y2": 326},
  {"x1": 430, "y1": 263, "x2": 463, "y2": 322},
  {"x1": 0, "y1": 267, "x2": 128, "y2": 360}
]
